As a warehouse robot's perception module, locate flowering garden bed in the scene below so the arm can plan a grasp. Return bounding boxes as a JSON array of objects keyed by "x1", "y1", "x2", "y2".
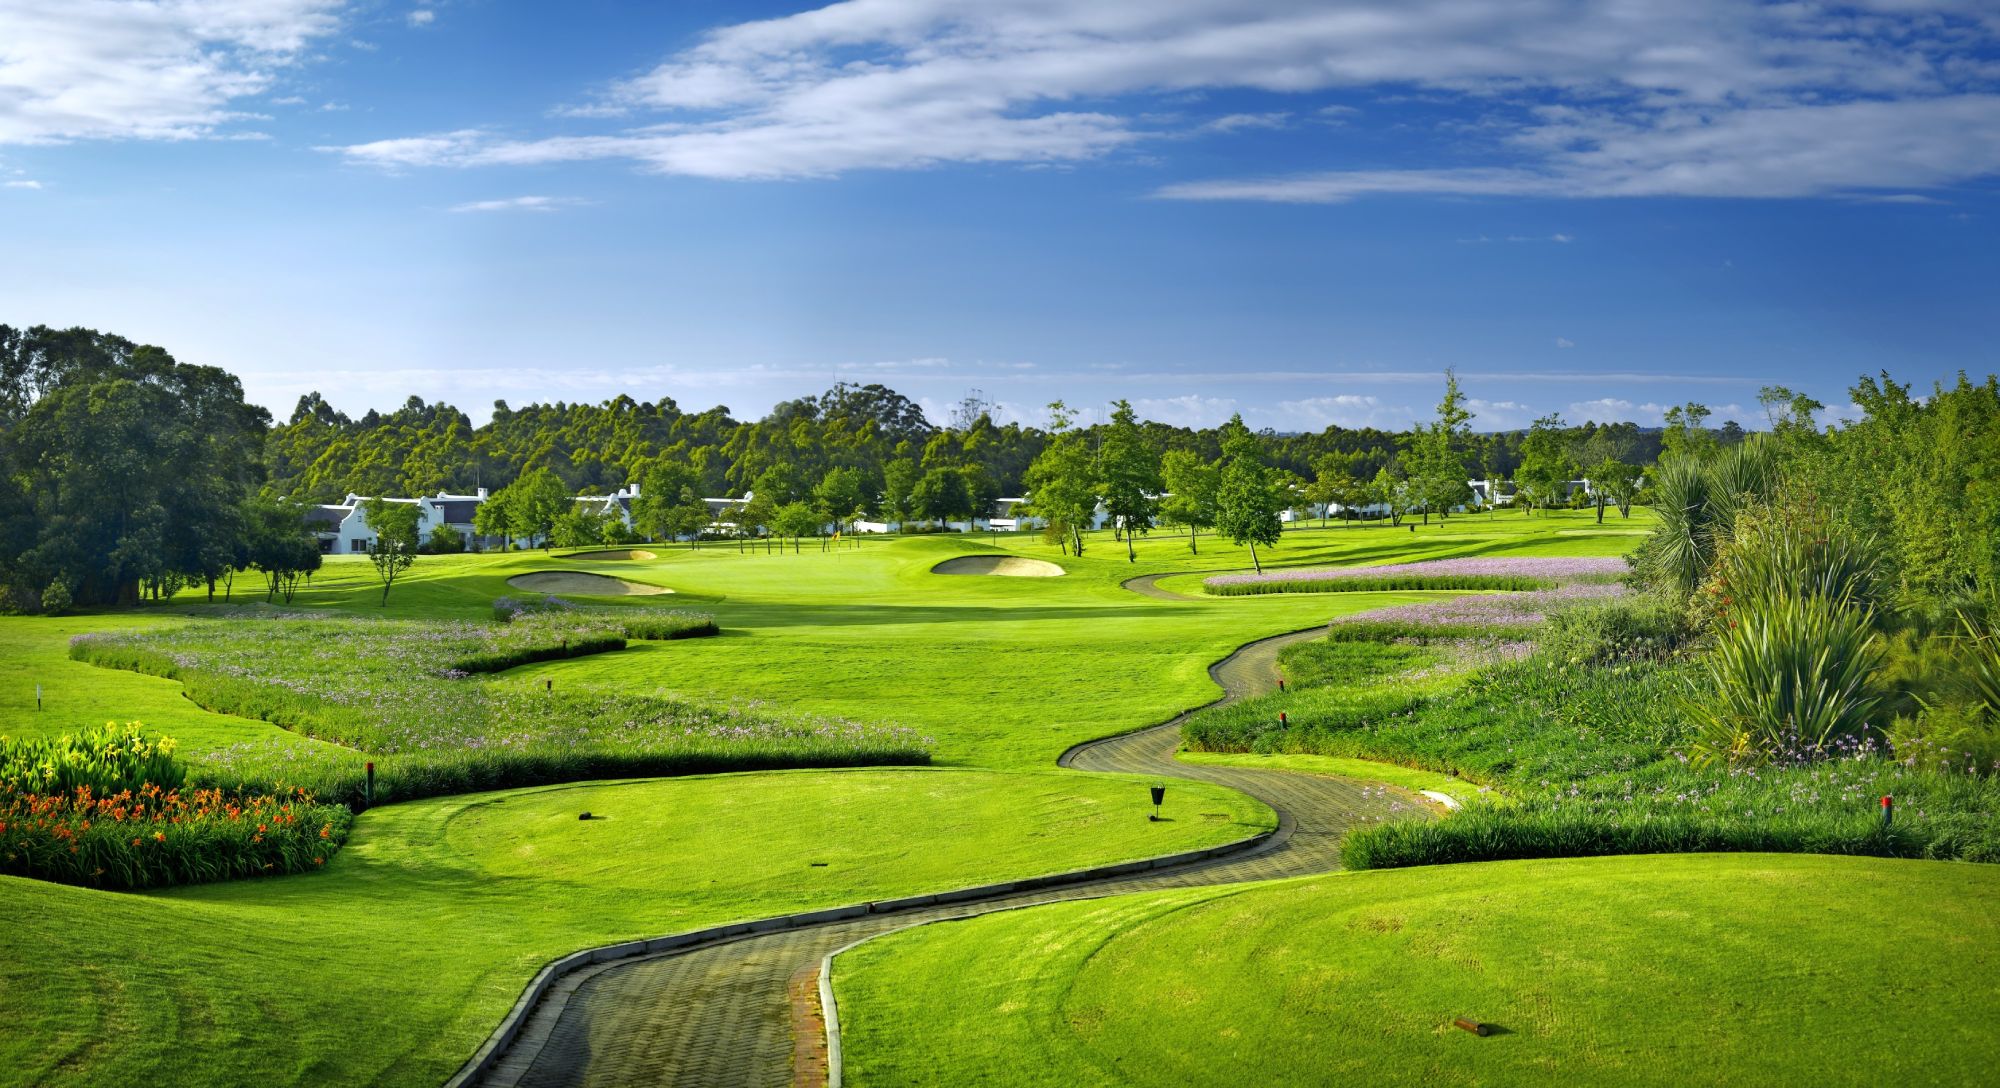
[
  {"x1": 69, "y1": 613, "x2": 929, "y2": 808},
  {"x1": 1202, "y1": 556, "x2": 1629, "y2": 596},
  {"x1": 0, "y1": 722, "x2": 351, "y2": 889}
]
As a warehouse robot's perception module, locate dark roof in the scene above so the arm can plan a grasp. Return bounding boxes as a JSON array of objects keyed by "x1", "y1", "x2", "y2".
[
  {"x1": 433, "y1": 499, "x2": 481, "y2": 525},
  {"x1": 304, "y1": 506, "x2": 350, "y2": 527}
]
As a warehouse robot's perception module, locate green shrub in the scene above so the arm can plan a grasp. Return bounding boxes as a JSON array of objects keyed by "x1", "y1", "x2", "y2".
[
  {"x1": 39, "y1": 579, "x2": 71, "y2": 616},
  {"x1": 0, "y1": 722, "x2": 185, "y2": 795},
  {"x1": 1685, "y1": 594, "x2": 1884, "y2": 766},
  {"x1": 1204, "y1": 574, "x2": 1548, "y2": 597}
]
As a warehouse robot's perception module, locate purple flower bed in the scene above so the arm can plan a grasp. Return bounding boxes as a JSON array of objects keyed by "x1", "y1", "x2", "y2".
[
  {"x1": 1333, "y1": 580, "x2": 1629, "y2": 628},
  {"x1": 1206, "y1": 555, "x2": 1629, "y2": 590}
]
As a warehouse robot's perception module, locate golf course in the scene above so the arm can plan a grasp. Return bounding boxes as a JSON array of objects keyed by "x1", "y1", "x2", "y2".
[{"x1": 4, "y1": 510, "x2": 1995, "y2": 1087}]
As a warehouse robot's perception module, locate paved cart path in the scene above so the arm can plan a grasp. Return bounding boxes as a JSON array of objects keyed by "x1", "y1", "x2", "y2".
[{"x1": 474, "y1": 625, "x2": 1426, "y2": 1088}]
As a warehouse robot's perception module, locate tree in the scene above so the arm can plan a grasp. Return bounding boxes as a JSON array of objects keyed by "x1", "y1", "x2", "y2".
[
  {"x1": 772, "y1": 501, "x2": 820, "y2": 553},
  {"x1": 1515, "y1": 414, "x2": 1575, "y2": 515},
  {"x1": 550, "y1": 509, "x2": 605, "y2": 549},
  {"x1": 1159, "y1": 449, "x2": 1221, "y2": 553},
  {"x1": 661, "y1": 487, "x2": 711, "y2": 549},
  {"x1": 1589, "y1": 458, "x2": 1644, "y2": 521},
  {"x1": 425, "y1": 521, "x2": 468, "y2": 554},
  {"x1": 0, "y1": 326, "x2": 269, "y2": 606},
  {"x1": 1372, "y1": 463, "x2": 1411, "y2": 526},
  {"x1": 911, "y1": 466, "x2": 971, "y2": 529},
  {"x1": 244, "y1": 495, "x2": 322, "y2": 603},
  {"x1": 882, "y1": 458, "x2": 920, "y2": 529},
  {"x1": 472, "y1": 489, "x2": 516, "y2": 550},
  {"x1": 1214, "y1": 415, "x2": 1284, "y2": 573},
  {"x1": 1023, "y1": 402, "x2": 1097, "y2": 556},
  {"x1": 1096, "y1": 399, "x2": 1163, "y2": 562},
  {"x1": 1402, "y1": 369, "x2": 1473, "y2": 525},
  {"x1": 1660, "y1": 402, "x2": 1716, "y2": 464},
  {"x1": 813, "y1": 466, "x2": 868, "y2": 535},
  {"x1": 499, "y1": 468, "x2": 571, "y2": 548},
  {"x1": 1304, "y1": 450, "x2": 1359, "y2": 527},
  {"x1": 633, "y1": 458, "x2": 700, "y2": 541},
  {"x1": 360, "y1": 498, "x2": 420, "y2": 606}
]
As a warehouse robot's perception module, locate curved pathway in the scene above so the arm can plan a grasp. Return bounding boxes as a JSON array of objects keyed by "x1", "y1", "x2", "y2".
[
  {"x1": 472, "y1": 626, "x2": 1425, "y2": 1088},
  {"x1": 1119, "y1": 571, "x2": 1209, "y2": 601}
]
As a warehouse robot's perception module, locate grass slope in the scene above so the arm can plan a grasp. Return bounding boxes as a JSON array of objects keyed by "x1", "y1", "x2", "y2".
[
  {"x1": 0, "y1": 768, "x2": 1270, "y2": 1088},
  {"x1": 835, "y1": 852, "x2": 2000, "y2": 1087}
]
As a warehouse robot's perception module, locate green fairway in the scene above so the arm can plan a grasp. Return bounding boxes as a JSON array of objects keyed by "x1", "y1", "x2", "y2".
[
  {"x1": 0, "y1": 767, "x2": 1270, "y2": 1088},
  {"x1": 833, "y1": 852, "x2": 2000, "y2": 1087}
]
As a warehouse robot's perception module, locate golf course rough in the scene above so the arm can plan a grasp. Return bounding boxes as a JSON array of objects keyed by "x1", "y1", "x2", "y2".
[
  {"x1": 506, "y1": 570, "x2": 673, "y2": 595},
  {"x1": 931, "y1": 555, "x2": 1065, "y2": 577}
]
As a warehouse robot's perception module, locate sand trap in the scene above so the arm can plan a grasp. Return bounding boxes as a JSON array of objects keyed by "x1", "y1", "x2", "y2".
[
  {"x1": 564, "y1": 549, "x2": 657, "y2": 561},
  {"x1": 931, "y1": 555, "x2": 1065, "y2": 578},
  {"x1": 507, "y1": 571, "x2": 673, "y2": 596}
]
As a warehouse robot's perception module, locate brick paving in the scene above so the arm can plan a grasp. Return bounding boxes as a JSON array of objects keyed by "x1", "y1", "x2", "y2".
[{"x1": 477, "y1": 625, "x2": 1422, "y2": 1088}]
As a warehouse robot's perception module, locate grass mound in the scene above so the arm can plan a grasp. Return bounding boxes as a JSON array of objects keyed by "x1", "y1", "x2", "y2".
[
  {"x1": 561, "y1": 549, "x2": 657, "y2": 561},
  {"x1": 834, "y1": 853, "x2": 2000, "y2": 1087},
  {"x1": 931, "y1": 555, "x2": 1065, "y2": 577},
  {"x1": 506, "y1": 570, "x2": 672, "y2": 595}
]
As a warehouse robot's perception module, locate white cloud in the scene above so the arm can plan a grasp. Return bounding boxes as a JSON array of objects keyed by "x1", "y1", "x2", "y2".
[
  {"x1": 1272, "y1": 394, "x2": 1427, "y2": 431},
  {"x1": 0, "y1": 1, "x2": 346, "y2": 145},
  {"x1": 1131, "y1": 394, "x2": 1238, "y2": 428},
  {"x1": 447, "y1": 195, "x2": 587, "y2": 213},
  {"x1": 322, "y1": 0, "x2": 2000, "y2": 199},
  {"x1": 407, "y1": 8, "x2": 435, "y2": 28},
  {"x1": 1555, "y1": 337, "x2": 1575, "y2": 348},
  {"x1": 1198, "y1": 112, "x2": 1290, "y2": 135},
  {"x1": 4, "y1": 179, "x2": 42, "y2": 189}
]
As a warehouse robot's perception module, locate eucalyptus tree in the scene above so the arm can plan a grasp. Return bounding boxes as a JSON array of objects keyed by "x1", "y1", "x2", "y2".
[
  {"x1": 1097, "y1": 400, "x2": 1162, "y2": 562},
  {"x1": 1159, "y1": 448, "x2": 1220, "y2": 553}
]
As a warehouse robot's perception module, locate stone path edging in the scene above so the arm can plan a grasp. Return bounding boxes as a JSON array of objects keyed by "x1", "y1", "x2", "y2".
[{"x1": 442, "y1": 820, "x2": 1277, "y2": 1088}]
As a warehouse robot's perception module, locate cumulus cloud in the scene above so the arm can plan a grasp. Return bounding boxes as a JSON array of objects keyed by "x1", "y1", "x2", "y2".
[
  {"x1": 321, "y1": 0, "x2": 2000, "y2": 200},
  {"x1": 407, "y1": 8, "x2": 435, "y2": 28},
  {"x1": 0, "y1": 1, "x2": 345, "y2": 145},
  {"x1": 4, "y1": 179, "x2": 42, "y2": 189},
  {"x1": 1555, "y1": 337, "x2": 1576, "y2": 348},
  {"x1": 1272, "y1": 394, "x2": 1428, "y2": 431}
]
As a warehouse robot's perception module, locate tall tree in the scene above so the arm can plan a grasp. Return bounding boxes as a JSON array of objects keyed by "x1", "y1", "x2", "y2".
[
  {"x1": 1515, "y1": 414, "x2": 1576, "y2": 515},
  {"x1": 1305, "y1": 450, "x2": 1360, "y2": 527},
  {"x1": 507, "y1": 468, "x2": 572, "y2": 548},
  {"x1": 1023, "y1": 401, "x2": 1097, "y2": 556},
  {"x1": 1214, "y1": 415, "x2": 1284, "y2": 573},
  {"x1": 1096, "y1": 399, "x2": 1163, "y2": 562},
  {"x1": 1159, "y1": 448, "x2": 1221, "y2": 553},
  {"x1": 1660, "y1": 402, "x2": 1716, "y2": 463}
]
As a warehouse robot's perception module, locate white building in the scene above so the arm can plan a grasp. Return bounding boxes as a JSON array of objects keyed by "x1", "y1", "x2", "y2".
[{"x1": 307, "y1": 489, "x2": 489, "y2": 554}]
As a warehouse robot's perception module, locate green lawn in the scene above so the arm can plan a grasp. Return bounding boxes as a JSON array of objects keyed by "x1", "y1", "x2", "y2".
[
  {"x1": 0, "y1": 768, "x2": 1270, "y2": 1088},
  {"x1": 834, "y1": 852, "x2": 2000, "y2": 1087}
]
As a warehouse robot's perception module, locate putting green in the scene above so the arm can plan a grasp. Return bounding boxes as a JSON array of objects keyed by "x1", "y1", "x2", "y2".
[
  {"x1": 562, "y1": 548, "x2": 658, "y2": 561},
  {"x1": 931, "y1": 554, "x2": 1066, "y2": 577},
  {"x1": 834, "y1": 853, "x2": 2000, "y2": 1087},
  {"x1": 506, "y1": 570, "x2": 672, "y2": 595}
]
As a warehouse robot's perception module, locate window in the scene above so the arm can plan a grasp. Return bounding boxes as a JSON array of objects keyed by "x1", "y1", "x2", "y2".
[{"x1": 353, "y1": 539, "x2": 368, "y2": 552}]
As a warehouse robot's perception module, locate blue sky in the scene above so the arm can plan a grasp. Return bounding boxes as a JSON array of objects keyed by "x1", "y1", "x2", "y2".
[{"x1": 2, "y1": 1, "x2": 1997, "y2": 432}]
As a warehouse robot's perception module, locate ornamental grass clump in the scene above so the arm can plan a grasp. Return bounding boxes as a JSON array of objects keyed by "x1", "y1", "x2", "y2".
[{"x1": 1685, "y1": 595, "x2": 1885, "y2": 767}]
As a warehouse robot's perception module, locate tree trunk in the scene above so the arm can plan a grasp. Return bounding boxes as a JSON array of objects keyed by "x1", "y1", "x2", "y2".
[
  {"x1": 1248, "y1": 540, "x2": 1262, "y2": 573},
  {"x1": 1596, "y1": 497, "x2": 1605, "y2": 524},
  {"x1": 1126, "y1": 529, "x2": 1136, "y2": 563},
  {"x1": 1188, "y1": 522, "x2": 1198, "y2": 554}
]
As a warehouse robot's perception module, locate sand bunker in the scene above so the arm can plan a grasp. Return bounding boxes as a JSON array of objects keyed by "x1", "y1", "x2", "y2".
[
  {"x1": 931, "y1": 555, "x2": 1065, "y2": 578},
  {"x1": 507, "y1": 571, "x2": 673, "y2": 596},
  {"x1": 564, "y1": 549, "x2": 657, "y2": 561}
]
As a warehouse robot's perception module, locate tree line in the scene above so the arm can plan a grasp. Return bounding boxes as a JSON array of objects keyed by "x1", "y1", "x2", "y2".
[{"x1": 0, "y1": 321, "x2": 1784, "y2": 607}]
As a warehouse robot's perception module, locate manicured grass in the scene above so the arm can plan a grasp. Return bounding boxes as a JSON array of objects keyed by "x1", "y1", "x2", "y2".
[
  {"x1": 0, "y1": 767, "x2": 1271, "y2": 1088},
  {"x1": 834, "y1": 852, "x2": 2000, "y2": 1087}
]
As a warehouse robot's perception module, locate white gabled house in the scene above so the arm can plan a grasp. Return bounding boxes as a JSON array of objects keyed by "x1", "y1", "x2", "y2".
[{"x1": 307, "y1": 489, "x2": 490, "y2": 554}]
